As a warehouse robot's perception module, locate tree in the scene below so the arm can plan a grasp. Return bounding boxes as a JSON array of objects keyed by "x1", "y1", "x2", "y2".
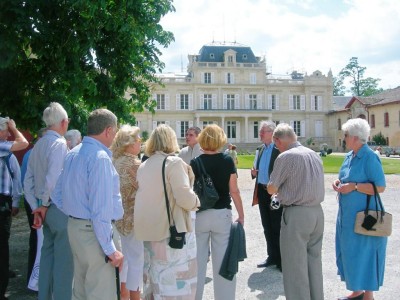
[
  {"x1": 338, "y1": 57, "x2": 383, "y2": 97},
  {"x1": 372, "y1": 132, "x2": 387, "y2": 146},
  {"x1": 333, "y1": 76, "x2": 346, "y2": 96},
  {"x1": 0, "y1": 1, "x2": 175, "y2": 133}
]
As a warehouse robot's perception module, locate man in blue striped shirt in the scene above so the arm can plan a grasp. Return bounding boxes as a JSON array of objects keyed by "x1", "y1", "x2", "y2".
[{"x1": 52, "y1": 108, "x2": 124, "y2": 300}]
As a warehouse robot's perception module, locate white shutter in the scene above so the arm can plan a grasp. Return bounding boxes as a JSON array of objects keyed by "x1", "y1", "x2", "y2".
[
  {"x1": 176, "y1": 94, "x2": 180, "y2": 110},
  {"x1": 212, "y1": 94, "x2": 217, "y2": 109},
  {"x1": 211, "y1": 72, "x2": 215, "y2": 84},
  {"x1": 189, "y1": 94, "x2": 193, "y2": 110},
  {"x1": 245, "y1": 94, "x2": 250, "y2": 109},
  {"x1": 310, "y1": 95, "x2": 315, "y2": 111},
  {"x1": 176, "y1": 121, "x2": 181, "y2": 136},
  {"x1": 223, "y1": 94, "x2": 227, "y2": 109},
  {"x1": 200, "y1": 94, "x2": 204, "y2": 109},
  {"x1": 290, "y1": 120, "x2": 294, "y2": 129},
  {"x1": 289, "y1": 95, "x2": 293, "y2": 110},
  {"x1": 235, "y1": 94, "x2": 240, "y2": 109},
  {"x1": 280, "y1": 120, "x2": 284, "y2": 125},
  {"x1": 165, "y1": 121, "x2": 170, "y2": 126},
  {"x1": 201, "y1": 72, "x2": 204, "y2": 84},
  {"x1": 318, "y1": 96, "x2": 322, "y2": 111},
  {"x1": 165, "y1": 94, "x2": 170, "y2": 110},
  {"x1": 276, "y1": 95, "x2": 280, "y2": 110},
  {"x1": 300, "y1": 120, "x2": 305, "y2": 137},
  {"x1": 189, "y1": 121, "x2": 193, "y2": 128},
  {"x1": 153, "y1": 94, "x2": 157, "y2": 110},
  {"x1": 225, "y1": 73, "x2": 228, "y2": 84},
  {"x1": 257, "y1": 94, "x2": 263, "y2": 109},
  {"x1": 231, "y1": 73, "x2": 235, "y2": 84},
  {"x1": 268, "y1": 94, "x2": 272, "y2": 109},
  {"x1": 236, "y1": 122, "x2": 240, "y2": 140},
  {"x1": 152, "y1": 121, "x2": 157, "y2": 130},
  {"x1": 300, "y1": 95, "x2": 305, "y2": 111}
]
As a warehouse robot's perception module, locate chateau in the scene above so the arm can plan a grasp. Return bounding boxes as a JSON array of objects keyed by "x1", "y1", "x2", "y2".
[{"x1": 134, "y1": 42, "x2": 335, "y2": 150}]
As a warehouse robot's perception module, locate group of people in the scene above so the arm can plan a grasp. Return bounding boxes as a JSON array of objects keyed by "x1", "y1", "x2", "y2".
[{"x1": 0, "y1": 101, "x2": 388, "y2": 300}]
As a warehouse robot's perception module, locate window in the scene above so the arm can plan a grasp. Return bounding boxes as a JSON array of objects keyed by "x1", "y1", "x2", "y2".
[
  {"x1": 226, "y1": 73, "x2": 233, "y2": 84},
  {"x1": 292, "y1": 95, "x2": 301, "y2": 110},
  {"x1": 293, "y1": 121, "x2": 301, "y2": 136},
  {"x1": 337, "y1": 118, "x2": 342, "y2": 130},
  {"x1": 370, "y1": 114, "x2": 375, "y2": 128},
  {"x1": 204, "y1": 72, "x2": 211, "y2": 84},
  {"x1": 180, "y1": 121, "x2": 189, "y2": 138},
  {"x1": 227, "y1": 121, "x2": 236, "y2": 138},
  {"x1": 228, "y1": 56, "x2": 233, "y2": 63},
  {"x1": 271, "y1": 95, "x2": 276, "y2": 110},
  {"x1": 227, "y1": 94, "x2": 235, "y2": 110},
  {"x1": 312, "y1": 95, "x2": 320, "y2": 111},
  {"x1": 253, "y1": 121, "x2": 259, "y2": 138},
  {"x1": 242, "y1": 54, "x2": 248, "y2": 60},
  {"x1": 384, "y1": 112, "x2": 389, "y2": 127},
  {"x1": 250, "y1": 73, "x2": 256, "y2": 84},
  {"x1": 180, "y1": 94, "x2": 189, "y2": 110},
  {"x1": 157, "y1": 121, "x2": 166, "y2": 126},
  {"x1": 210, "y1": 53, "x2": 214, "y2": 59},
  {"x1": 203, "y1": 94, "x2": 212, "y2": 110},
  {"x1": 273, "y1": 120, "x2": 280, "y2": 126},
  {"x1": 202, "y1": 121, "x2": 215, "y2": 128},
  {"x1": 249, "y1": 94, "x2": 257, "y2": 110},
  {"x1": 156, "y1": 94, "x2": 165, "y2": 110}
]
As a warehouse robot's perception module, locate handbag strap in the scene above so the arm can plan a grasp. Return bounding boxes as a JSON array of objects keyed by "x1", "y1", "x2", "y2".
[
  {"x1": 162, "y1": 156, "x2": 174, "y2": 226},
  {"x1": 365, "y1": 183, "x2": 385, "y2": 222},
  {"x1": 194, "y1": 156, "x2": 207, "y2": 176}
]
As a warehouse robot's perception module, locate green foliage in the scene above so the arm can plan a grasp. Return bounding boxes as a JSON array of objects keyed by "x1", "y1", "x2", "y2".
[
  {"x1": 372, "y1": 132, "x2": 387, "y2": 146},
  {"x1": 141, "y1": 130, "x2": 149, "y2": 142},
  {"x1": 333, "y1": 76, "x2": 345, "y2": 96},
  {"x1": 237, "y1": 154, "x2": 399, "y2": 174},
  {"x1": 0, "y1": 0, "x2": 175, "y2": 133},
  {"x1": 338, "y1": 57, "x2": 383, "y2": 96}
]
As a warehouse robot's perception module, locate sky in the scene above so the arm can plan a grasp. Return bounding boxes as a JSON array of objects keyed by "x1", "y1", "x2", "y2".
[{"x1": 158, "y1": 0, "x2": 400, "y2": 92}]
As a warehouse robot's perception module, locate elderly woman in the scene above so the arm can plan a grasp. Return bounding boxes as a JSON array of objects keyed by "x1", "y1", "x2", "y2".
[
  {"x1": 110, "y1": 125, "x2": 143, "y2": 300},
  {"x1": 190, "y1": 124, "x2": 244, "y2": 300},
  {"x1": 332, "y1": 118, "x2": 387, "y2": 300},
  {"x1": 134, "y1": 124, "x2": 200, "y2": 300}
]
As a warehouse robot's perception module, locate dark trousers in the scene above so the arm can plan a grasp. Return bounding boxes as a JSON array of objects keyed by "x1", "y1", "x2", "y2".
[
  {"x1": 24, "y1": 199, "x2": 37, "y2": 284},
  {"x1": 0, "y1": 195, "x2": 12, "y2": 298},
  {"x1": 257, "y1": 184, "x2": 283, "y2": 264}
]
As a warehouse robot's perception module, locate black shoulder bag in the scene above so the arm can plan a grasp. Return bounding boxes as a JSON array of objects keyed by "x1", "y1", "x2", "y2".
[
  {"x1": 162, "y1": 157, "x2": 186, "y2": 249},
  {"x1": 193, "y1": 156, "x2": 219, "y2": 211}
]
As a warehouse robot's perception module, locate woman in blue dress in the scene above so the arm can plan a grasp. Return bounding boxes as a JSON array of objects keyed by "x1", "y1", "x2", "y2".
[{"x1": 332, "y1": 118, "x2": 387, "y2": 300}]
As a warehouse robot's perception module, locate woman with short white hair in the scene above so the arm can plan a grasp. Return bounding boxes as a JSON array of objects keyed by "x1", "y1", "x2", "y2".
[{"x1": 332, "y1": 118, "x2": 387, "y2": 300}]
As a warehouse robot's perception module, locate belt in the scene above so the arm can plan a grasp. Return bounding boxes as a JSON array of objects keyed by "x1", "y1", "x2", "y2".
[{"x1": 69, "y1": 215, "x2": 90, "y2": 221}]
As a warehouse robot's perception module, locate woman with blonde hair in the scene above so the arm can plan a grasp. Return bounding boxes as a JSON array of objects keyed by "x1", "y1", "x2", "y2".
[
  {"x1": 134, "y1": 124, "x2": 200, "y2": 299},
  {"x1": 110, "y1": 124, "x2": 143, "y2": 300},
  {"x1": 190, "y1": 124, "x2": 244, "y2": 300}
]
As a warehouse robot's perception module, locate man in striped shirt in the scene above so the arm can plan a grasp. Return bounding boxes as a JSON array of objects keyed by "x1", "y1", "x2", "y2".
[{"x1": 267, "y1": 123, "x2": 325, "y2": 300}]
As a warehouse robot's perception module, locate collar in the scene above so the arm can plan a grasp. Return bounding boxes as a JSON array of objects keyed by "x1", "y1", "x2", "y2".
[
  {"x1": 288, "y1": 141, "x2": 301, "y2": 150},
  {"x1": 82, "y1": 136, "x2": 112, "y2": 157},
  {"x1": 346, "y1": 143, "x2": 369, "y2": 159},
  {"x1": 45, "y1": 129, "x2": 63, "y2": 138}
]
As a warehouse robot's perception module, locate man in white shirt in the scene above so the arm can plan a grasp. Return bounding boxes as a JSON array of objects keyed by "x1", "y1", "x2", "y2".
[{"x1": 178, "y1": 126, "x2": 203, "y2": 163}]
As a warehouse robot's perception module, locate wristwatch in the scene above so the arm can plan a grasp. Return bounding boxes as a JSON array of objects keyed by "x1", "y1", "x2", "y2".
[{"x1": 355, "y1": 183, "x2": 358, "y2": 191}]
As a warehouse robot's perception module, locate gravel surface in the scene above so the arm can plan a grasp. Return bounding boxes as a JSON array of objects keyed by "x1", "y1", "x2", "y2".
[{"x1": 7, "y1": 169, "x2": 400, "y2": 300}]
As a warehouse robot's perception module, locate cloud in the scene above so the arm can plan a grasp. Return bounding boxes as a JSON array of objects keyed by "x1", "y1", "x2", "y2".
[{"x1": 160, "y1": 0, "x2": 400, "y2": 89}]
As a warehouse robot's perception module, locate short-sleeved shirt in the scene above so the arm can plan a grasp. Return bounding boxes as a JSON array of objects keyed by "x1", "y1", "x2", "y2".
[
  {"x1": 190, "y1": 153, "x2": 236, "y2": 210},
  {"x1": 268, "y1": 142, "x2": 324, "y2": 207}
]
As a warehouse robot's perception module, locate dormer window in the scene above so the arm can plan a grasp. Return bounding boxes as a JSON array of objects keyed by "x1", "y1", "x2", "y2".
[
  {"x1": 228, "y1": 55, "x2": 233, "y2": 63},
  {"x1": 210, "y1": 53, "x2": 215, "y2": 59},
  {"x1": 242, "y1": 54, "x2": 248, "y2": 60}
]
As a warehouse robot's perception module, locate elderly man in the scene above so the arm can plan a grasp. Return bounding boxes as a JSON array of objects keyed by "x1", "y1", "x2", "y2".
[
  {"x1": 65, "y1": 129, "x2": 82, "y2": 150},
  {"x1": 178, "y1": 126, "x2": 203, "y2": 163},
  {"x1": 251, "y1": 120, "x2": 281, "y2": 270},
  {"x1": 267, "y1": 123, "x2": 325, "y2": 300},
  {"x1": 52, "y1": 108, "x2": 123, "y2": 299},
  {"x1": 0, "y1": 117, "x2": 27, "y2": 300},
  {"x1": 24, "y1": 102, "x2": 73, "y2": 300}
]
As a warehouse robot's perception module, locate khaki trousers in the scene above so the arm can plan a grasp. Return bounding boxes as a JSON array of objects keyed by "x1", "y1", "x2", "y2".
[{"x1": 68, "y1": 218, "x2": 117, "y2": 300}]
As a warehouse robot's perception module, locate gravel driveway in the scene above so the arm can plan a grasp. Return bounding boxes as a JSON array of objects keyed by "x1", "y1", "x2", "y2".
[{"x1": 7, "y1": 169, "x2": 400, "y2": 300}]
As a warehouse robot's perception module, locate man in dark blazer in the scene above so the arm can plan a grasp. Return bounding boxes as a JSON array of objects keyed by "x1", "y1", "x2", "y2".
[{"x1": 251, "y1": 120, "x2": 282, "y2": 270}]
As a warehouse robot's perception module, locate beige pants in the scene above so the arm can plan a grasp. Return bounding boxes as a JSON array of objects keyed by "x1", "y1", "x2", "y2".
[{"x1": 68, "y1": 218, "x2": 117, "y2": 300}]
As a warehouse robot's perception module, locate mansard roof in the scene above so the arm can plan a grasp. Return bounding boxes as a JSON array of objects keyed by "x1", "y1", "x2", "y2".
[{"x1": 197, "y1": 41, "x2": 258, "y2": 63}]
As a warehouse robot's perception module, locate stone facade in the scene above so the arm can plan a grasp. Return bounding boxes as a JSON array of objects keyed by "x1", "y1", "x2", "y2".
[{"x1": 133, "y1": 42, "x2": 334, "y2": 150}]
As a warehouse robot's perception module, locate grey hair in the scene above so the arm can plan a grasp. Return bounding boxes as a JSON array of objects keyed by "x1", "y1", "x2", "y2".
[
  {"x1": 42, "y1": 102, "x2": 68, "y2": 127},
  {"x1": 0, "y1": 117, "x2": 10, "y2": 131},
  {"x1": 65, "y1": 129, "x2": 82, "y2": 149},
  {"x1": 87, "y1": 109, "x2": 117, "y2": 135},
  {"x1": 342, "y1": 118, "x2": 370, "y2": 144},
  {"x1": 272, "y1": 123, "x2": 297, "y2": 141},
  {"x1": 260, "y1": 120, "x2": 276, "y2": 131}
]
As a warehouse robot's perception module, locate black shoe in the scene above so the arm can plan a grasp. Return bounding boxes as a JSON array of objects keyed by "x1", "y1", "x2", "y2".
[
  {"x1": 337, "y1": 292, "x2": 364, "y2": 300},
  {"x1": 257, "y1": 258, "x2": 277, "y2": 268},
  {"x1": 276, "y1": 263, "x2": 282, "y2": 272}
]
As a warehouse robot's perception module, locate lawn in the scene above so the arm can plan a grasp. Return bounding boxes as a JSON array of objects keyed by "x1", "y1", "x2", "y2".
[{"x1": 237, "y1": 154, "x2": 400, "y2": 174}]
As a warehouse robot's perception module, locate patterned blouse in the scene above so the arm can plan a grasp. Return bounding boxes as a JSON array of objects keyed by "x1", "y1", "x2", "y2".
[{"x1": 113, "y1": 153, "x2": 141, "y2": 236}]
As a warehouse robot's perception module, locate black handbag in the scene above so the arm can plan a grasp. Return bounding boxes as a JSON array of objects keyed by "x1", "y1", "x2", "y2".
[
  {"x1": 162, "y1": 156, "x2": 186, "y2": 249},
  {"x1": 193, "y1": 156, "x2": 219, "y2": 211}
]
